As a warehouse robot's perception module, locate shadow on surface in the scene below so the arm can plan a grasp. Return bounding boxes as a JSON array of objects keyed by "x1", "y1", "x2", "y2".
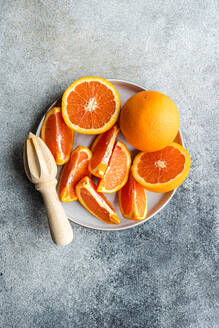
[{"x1": 11, "y1": 140, "x2": 46, "y2": 229}]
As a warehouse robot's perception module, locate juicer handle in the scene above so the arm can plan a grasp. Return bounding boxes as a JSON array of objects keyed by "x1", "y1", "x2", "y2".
[{"x1": 36, "y1": 180, "x2": 73, "y2": 246}]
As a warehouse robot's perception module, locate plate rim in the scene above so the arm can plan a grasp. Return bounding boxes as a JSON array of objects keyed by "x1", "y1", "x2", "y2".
[{"x1": 36, "y1": 78, "x2": 184, "y2": 231}]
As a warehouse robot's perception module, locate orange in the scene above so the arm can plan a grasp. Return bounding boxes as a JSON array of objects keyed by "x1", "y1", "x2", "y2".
[
  {"x1": 118, "y1": 171, "x2": 148, "y2": 221},
  {"x1": 97, "y1": 141, "x2": 131, "y2": 193},
  {"x1": 89, "y1": 125, "x2": 119, "y2": 178},
  {"x1": 120, "y1": 91, "x2": 179, "y2": 152},
  {"x1": 62, "y1": 77, "x2": 121, "y2": 134},
  {"x1": 41, "y1": 107, "x2": 74, "y2": 165},
  {"x1": 58, "y1": 146, "x2": 92, "y2": 202},
  {"x1": 76, "y1": 177, "x2": 120, "y2": 224},
  {"x1": 132, "y1": 142, "x2": 191, "y2": 193}
]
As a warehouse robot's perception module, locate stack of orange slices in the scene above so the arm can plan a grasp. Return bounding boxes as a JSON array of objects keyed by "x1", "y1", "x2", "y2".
[{"x1": 40, "y1": 76, "x2": 191, "y2": 224}]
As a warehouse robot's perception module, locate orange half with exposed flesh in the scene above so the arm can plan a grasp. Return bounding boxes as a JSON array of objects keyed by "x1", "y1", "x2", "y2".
[
  {"x1": 97, "y1": 141, "x2": 131, "y2": 193},
  {"x1": 41, "y1": 107, "x2": 74, "y2": 165},
  {"x1": 62, "y1": 77, "x2": 121, "y2": 134},
  {"x1": 58, "y1": 146, "x2": 92, "y2": 202},
  {"x1": 89, "y1": 125, "x2": 119, "y2": 178},
  {"x1": 118, "y1": 171, "x2": 148, "y2": 220},
  {"x1": 132, "y1": 142, "x2": 191, "y2": 193},
  {"x1": 76, "y1": 177, "x2": 120, "y2": 224}
]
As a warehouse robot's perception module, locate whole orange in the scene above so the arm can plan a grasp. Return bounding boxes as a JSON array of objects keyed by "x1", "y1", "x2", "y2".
[{"x1": 119, "y1": 91, "x2": 180, "y2": 152}]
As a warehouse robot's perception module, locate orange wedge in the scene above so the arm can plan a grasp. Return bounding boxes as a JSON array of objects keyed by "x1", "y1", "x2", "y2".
[
  {"x1": 76, "y1": 177, "x2": 120, "y2": 224},
  {"x1": 62, "y1": 77, "x2": 121, "y2": 134},
  {"x1": 97, "y1": 141, "x2": 131, "y2": 193},
  {"x1": 41, "y1": 107, "x2": 74, "y2": 165},
  {"x1": 89, "y1": 125, "x2": 119, "y2": 178},
  {"x1": 132, "y1": 142, "x2": 191, "y2": 193},
  {"x1": 58, "y1": 146, "x2": 92, "y2": 202},
  {"x1": 118, "y1": 171, "x2": 148, "y2": 220}
]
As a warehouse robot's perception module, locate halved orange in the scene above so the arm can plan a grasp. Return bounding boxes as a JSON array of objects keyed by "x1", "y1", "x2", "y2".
[
  {"x1": 58, "y1": 146, "x2": 92, "y2": 202},
  {"x1": 118, "y1": 171, "x2": 148, "y2": 221},
  {"x1": 76, "y1": 177, "x2": 120, "y2": 224},
  {"x1": 62, "y1": 77, "x2": 121, "y2": 134},
  {"x1": 41, "y1": 107, "x2": 74, "y2": 165},
  {"x1": 97, "y1": 141, "x2": 131, "y2": 193},
  {"x1": 132, "y1": 142, "x2": 191, "y2": 193},
  {"x1": 89, "y1": 125, "x2": 119, "y2": 178}
]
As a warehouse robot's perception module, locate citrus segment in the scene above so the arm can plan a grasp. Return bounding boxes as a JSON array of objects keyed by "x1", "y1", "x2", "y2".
[
  {"x1": 97, "y1": 141, "x2": 131, "y2": 193},
  {"x1": 132, "y1": 142, "x2": 191, "y2": 193},
  {"x1": 119, "y1": 171, "x2": 148, "y2": 220},
  {"x1": 41, "y1": 107, "x2": 74, "y2": 165},
  {"x1": 120, "y1": 91, "x2": 179, "y2": 152},
  {"x1": 62, "y1": 77, "x2": 121, "y2": 134},
  {"x1": 76, "y1": 177, "x2": 120, "y2": 224},
  {"x1": 58, "y1": 146, "x2": 92, "y2": 202},
  {"x1": 89, "y1": 125, "x2": 119, "y2": 178}
]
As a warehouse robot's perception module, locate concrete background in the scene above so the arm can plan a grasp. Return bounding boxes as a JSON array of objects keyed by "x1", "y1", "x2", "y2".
[{"x1": 0, "y1": 0, "x2": 218, "y2": 327}]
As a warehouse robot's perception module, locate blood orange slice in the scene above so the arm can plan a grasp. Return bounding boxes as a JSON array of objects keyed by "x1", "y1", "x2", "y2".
[
  {"x1": 132, "y1": 142, "x2": 191, "y2": 193},
  {"x1": 97, "y1": 141, "x2": 131, "y2": 193},
  {"x1": 41, "y1": 107, "x2": 74, "y2": 165},
  {"x1": 118, "y1": 171, "x2": 148, "y2": 220},
  {"x1": 58, "y1": 146, "x2": 92, "y2": 202},
  {"x1": 76, "y1": 177, "x2": 120, "y2": 224},
  {"x1": 89, "y1": 125, "x2": 119, "y2": 178},
  {"x1": 62, "y1": 77, "x2": 121, "y2": 134}
]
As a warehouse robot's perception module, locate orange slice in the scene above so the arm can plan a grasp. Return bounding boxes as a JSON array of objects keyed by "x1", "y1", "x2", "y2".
[
  {"x1": 97, "y1": 141, "x2": 131, "y2": 193},
  {"x1": 118, "y1": 171, "x2": 148, "y2": 220},
  {"x1": 132, "y1": 142, "x2": 191, "y2": 193},
  {"x1": 58, "y1": 146, "x2": 92, "y2": 202},
  {"x1": 41, "y1": 107, "x2": 74, "y2": 165},
  {"x1": 89, "y1": 125, "x2": 119, "y2": 178},
  {"x1": 62, "y1": 77, "x2": 121, "y2": 134},
  {"x1": 76, "y1": 177, "x2": 120, "y2": 224}
]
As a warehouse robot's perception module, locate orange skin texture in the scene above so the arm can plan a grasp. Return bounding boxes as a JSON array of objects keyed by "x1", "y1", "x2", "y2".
[
  {"x1": 89, "y1": 125, "x2": 119, "y2": 178},
  {"x1": 76, "y1": 177, "x2": 120, "y2": 224},
  {"x1": 120, "y1": 91, "x2": 180, "y2": 152},
  {"x1": 132, "y1": 142, "x2": 191, "y2": 193},
  {"x1": 41, "y1": 107, "x2": 74, "y2": 165},
  {"x1": 58, "y1": 146, "x2": 92, "y2": 202},
  {"x1": 118, "y1": 171, "x2": 148, "y2": 221}
]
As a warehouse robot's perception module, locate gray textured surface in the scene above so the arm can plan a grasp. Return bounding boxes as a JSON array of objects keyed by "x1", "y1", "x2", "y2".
[{"x1": 0, "y1": 0, "x2": 218, "y2": 327}]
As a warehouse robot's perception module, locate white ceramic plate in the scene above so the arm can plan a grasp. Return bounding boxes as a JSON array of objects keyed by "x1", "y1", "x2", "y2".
[{"x1": 36, "y1": 79, "x2": 183, "y2": 231}]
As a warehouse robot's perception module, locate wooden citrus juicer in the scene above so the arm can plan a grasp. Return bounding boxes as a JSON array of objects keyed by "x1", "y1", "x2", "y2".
[{"x1": 24, "y1": 132, "x2": 73, "y2": 246}]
